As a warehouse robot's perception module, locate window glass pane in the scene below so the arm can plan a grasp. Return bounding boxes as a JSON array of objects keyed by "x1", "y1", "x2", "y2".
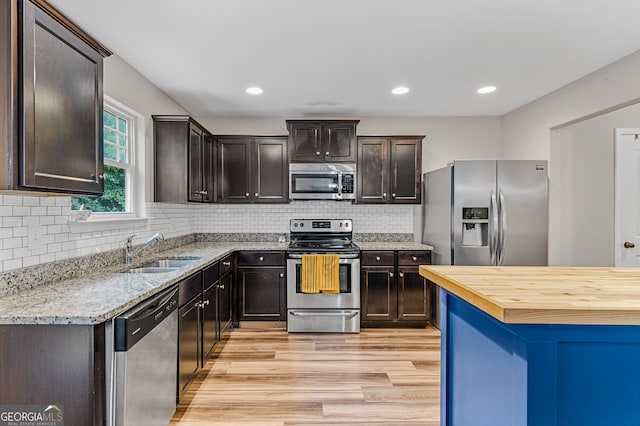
[
  {"x1": 104, "y1": 143, "x2": 118, "y2": 161},
  {"x1": 104, "y1": 128, "x2": 117, "y2": 144},
  {"x1": 118, "y1": 149, "x2": 127, "y2": 163},
  {"x1": 72, "y1": 165, "x2": 126, "y2": 212},
  {"x1": 117, "y1": 117, "x2": 126, "y2": 133},
  {"x1": 117, "y1": 134, "x2": 127, "y2": 147},
  {"x1": 104, "y1": 110, "x2": 117, "y2": 129}
]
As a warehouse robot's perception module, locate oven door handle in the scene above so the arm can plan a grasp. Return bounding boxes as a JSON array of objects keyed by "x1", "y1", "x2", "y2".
[
  {"x1": 289, "y1": 310, "x2": 359, "y2": 318},
  {"x1": 287, "y1": 253, "x2": 360, "y2": 259}
]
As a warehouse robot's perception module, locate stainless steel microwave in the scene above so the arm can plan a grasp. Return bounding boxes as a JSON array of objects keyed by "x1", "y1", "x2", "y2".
[{"x1": 289, "y1": 163, "x2": 356, "y2": 200}]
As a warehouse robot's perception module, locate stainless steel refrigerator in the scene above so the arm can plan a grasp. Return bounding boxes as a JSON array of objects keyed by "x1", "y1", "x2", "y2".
[{"x1": 422, "y1": 160, "x2": 548, "y2": 327}]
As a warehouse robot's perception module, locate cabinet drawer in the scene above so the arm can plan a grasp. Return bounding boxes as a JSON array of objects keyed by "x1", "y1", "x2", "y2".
[
  {"x1": 220, "y1": 254, "x2": 233, "y2": 275},
  {"x1": 362, "y1": 251, "x2": 395, "y2": 266},
  {"x1": 237, "y1": 251, "x2": 285, "y2": 266},
  {"x1": 203, "y1": 261, "x2": 220, "y2": 289},
  {"x1": 178, "y1": 272, "x2": 203, "y2": 307},
  {"x1": 398, "y1": 251, "x2": 431, "y2": 266}
]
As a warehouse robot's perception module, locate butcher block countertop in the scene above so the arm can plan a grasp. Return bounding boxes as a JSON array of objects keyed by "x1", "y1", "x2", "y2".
[{"x1": 419, "y1": 265, "x2": 640, "y2": 325}]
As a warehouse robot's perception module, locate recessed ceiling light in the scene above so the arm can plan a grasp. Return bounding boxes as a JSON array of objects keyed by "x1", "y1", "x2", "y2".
[
  {"x1": 392, "y1": 86, "x2": 410, "y2": 95},
  {"x1": 477, "y1": 86, "x2": 497, "y2": 94},
  {"x1": 246, "y1": 87, "x2": 263, "y2": 95}
]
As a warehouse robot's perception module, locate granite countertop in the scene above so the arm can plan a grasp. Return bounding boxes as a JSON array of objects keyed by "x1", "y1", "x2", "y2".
[
  {"x1": 0, "y1": 242, "x2": 285, "y2": 326},
  {"x1": 355, "y1": 241, "x2": 434, "y2": 251},
  {"x1": 0, "y1": 240, "x2": 430, "y2": 326},
  {"x1": 420, "y1": 265, "x2": 640, "y2": 325}
]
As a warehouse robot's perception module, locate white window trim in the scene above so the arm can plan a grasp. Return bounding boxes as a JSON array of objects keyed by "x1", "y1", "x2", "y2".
[{"x1": 69, "y1": 95, "x2": 150, "y2": 232}]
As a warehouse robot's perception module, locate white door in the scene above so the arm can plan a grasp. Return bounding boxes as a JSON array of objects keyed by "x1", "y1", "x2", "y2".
[{"x1": 615, "y1": 128, "x2": 640, "y2": 266}]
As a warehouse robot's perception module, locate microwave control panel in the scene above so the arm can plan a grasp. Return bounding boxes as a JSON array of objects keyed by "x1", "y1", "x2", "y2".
[{"x1": 342, "y1": 174, "x2": 355, "y2": 194}]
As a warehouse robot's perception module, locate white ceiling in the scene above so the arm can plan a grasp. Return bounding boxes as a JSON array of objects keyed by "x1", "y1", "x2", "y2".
[{"x1": 49, "y1": 0, "x2": 640, "y2": 118}]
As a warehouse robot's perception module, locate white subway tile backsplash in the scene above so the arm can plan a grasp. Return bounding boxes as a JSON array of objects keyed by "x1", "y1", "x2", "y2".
[{"x1": 0, "y1": 195, "x2": 414, "y2": 273}]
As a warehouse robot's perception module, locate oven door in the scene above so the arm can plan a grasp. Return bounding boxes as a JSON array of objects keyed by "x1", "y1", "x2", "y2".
[{"x1": 286, "y1": 255, "x2": 360, "y2": 309}]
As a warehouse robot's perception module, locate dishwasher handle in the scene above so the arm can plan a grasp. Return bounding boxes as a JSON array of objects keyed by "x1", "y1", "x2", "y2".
[{"x1": 114, "y1": 285, "x2": 179, "y2": 351}]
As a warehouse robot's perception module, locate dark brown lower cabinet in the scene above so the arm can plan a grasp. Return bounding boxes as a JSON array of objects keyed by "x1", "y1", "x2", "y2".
[
  {"x1": 361, "y1": 250, "x2": 431, "y2": 327},
  {"x1": 219, "y1": 267, "x2": 233, "y2": 334},
  {"x1": 201, "y1": 276, "x2": 219, "y2": 364},
  {"x1": 237, "y1": 251, "x2": 286, "y2": 321},
  {"x1": 0, "y1": 323, "x2": 107, "y2": 425},
  {"x1": 397, "y1": 267, "x2": 429, "y2": 321}
]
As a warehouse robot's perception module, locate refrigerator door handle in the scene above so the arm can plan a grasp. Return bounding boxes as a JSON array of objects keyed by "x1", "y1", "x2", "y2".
[
  {"x1": 498, "y1": 190, "x2": 506, "y2": 265},
  {"x1": 490, "y1": 189, "x2": 498, "y2": 264}
]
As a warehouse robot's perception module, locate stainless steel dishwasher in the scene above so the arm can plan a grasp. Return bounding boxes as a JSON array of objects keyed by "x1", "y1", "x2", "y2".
[{"x1": 113, "y1": 285, "x2": 179, "y2": 426}]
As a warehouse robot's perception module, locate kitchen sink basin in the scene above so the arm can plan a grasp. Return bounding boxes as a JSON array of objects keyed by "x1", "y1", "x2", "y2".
[
  {"x1": 122, "y1": 256, "x2": 201, "y2": 273},
  {"x1": 126, "y1": 267, "x2": 180, "y2": 274},
  {"x1": 142, "y1": 258, "x2": 198, "y2": 268}
]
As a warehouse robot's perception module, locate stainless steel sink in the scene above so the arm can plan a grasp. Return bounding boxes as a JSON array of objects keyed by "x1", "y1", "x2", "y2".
[
  {"x1": 122, "y1": 256, "x2": 201, "y2": 273},
  {"x1": 142, "y1": 259, "x2": 197, "y2": 268},
  {"x1": 126, "y1": 267, "x2": 180, "y2": 274}
]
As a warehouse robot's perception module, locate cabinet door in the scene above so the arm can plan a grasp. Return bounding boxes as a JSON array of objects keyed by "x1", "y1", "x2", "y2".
[
  {"x1": 361, "y1": 267, "x2": 396, "y2": 321},
  {"x1": 188, "y1": 124, "x2": 204, "y2": 202},
  {"x1": 357, "y1": 137, "x2": 389, "y2": 203},
  {"x1": 397, "y1": 267, "x2": 429, "y2": 321},
  {"x1": 390, "y1": 138, "x2": 422, "y2": 204},
  {"x1": 21, "y1": 1, "x2": 104, "y2": 194},
  {"x1": 287, "y1": 122, "x2": 322, "y2": 162},
  {"x1": 153, "y1": 118, "x2": 189, "y2": 203},
  {"x1": 202, "y1": 284, "x2": 219, "y2": 364},
  {"x1": 202, "y1": 135, "x2": 216, "y2": 202},
  {"x1": 178, "y1": 297, "x2": 201, "y2": 400},
  {"x1": 254, "y1": 137, "x2": 288, "y2": 203},
  {"x1": 218, "y1": 138, "x2": 251, "y2": 202},
  {"x1": 219, "y1": 272, "x2": 233, "y2": 335},
  {"x1": 238, "y1": 267, "x2": 286, "y2": 320},
  {"x1": 323, "y1": 122, "x2": 357, "y2": 162}
]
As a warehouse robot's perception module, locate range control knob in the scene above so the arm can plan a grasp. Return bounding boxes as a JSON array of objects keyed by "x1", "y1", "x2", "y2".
[{"x1": 294, "y1": 223, "x2": 298, "y2": 227}]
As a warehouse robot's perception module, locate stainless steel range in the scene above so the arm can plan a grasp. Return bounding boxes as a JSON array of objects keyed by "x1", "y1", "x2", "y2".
[{"x1": 287, "y1": 219, "x2": 361, "y2": 333}]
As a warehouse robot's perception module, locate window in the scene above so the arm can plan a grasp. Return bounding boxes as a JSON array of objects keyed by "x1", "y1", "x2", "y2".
[{"x1": 72, "y1": 102, "x2": 135, "y2": 214}]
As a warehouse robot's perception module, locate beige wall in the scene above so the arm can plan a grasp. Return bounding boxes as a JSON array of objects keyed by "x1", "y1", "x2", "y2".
[
  {"x1": 103, "y1": 54, "x2": 188, "y2": 202},
  {"x1": 501, "y1": 50, "x2": 640, "y2": 160},
  {"x1": 196, "y1": 116, "x2": 503, "y2": 173},
  {"x1": 501, "y1": 49, "x2": 640, "y2": 266}
]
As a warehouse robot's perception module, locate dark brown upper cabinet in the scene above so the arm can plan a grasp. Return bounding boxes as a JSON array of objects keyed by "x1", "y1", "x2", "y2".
[
  {"x1": 153, "y1": 116, "x2": 216, "y2": 203},
  {"x1": 286, "y1": 120, "x2": 359, "y2": 163},
  {"x1": 0, "y1": 0, "x2": 111, "y2": 195},
  {"x1": 217, "y1": 136, "x2": 288, "y2": 203},
  {"x1": 357, "y1": 136, "x2": 423, "y2": 204}
]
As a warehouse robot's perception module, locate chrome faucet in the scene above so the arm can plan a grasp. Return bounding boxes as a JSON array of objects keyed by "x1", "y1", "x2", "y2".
[{"x1": 125, "y1": 233, "x2": 165, "y2": 265}]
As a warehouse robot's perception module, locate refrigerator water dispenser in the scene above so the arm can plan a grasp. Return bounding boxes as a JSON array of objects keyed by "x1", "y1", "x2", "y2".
[{"x1": 462, "y1": 208, "x2": 488, "y2": 247}]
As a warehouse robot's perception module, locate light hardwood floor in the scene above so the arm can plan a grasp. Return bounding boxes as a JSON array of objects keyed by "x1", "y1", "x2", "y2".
[{"x1": 170, "y1": 327, "x2": 441, "y2": 425}]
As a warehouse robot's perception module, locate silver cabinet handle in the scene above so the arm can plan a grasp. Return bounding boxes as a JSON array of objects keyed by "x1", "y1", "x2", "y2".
[
  {"x1": 376, "y1": 256, "x2": 381, "y2": 261},
  {"x1": 412, "y1": 256, "x2": 417, "y2": 261},
  {"x1": 259, "y1": 256, "x2": 264, "y2": 262},
  {"x1": 203, "y1": 299, "x2": 210, "y2": 306},
  {"x1": 280, "y1": 273, "x2": 284, "y2": 278},
  {"x1": 325, "y1": 151, "x2": 329, "y2": 156},
  {"x1": 316, "y1": 151, "x2": 320, "y2": 155},
  {"x1": 245, "y1": 192, "x2": 249, "y2": 197},
  {"x1": 255, "y1": 192, "x2": 258, "y2": 197},
  {"x1": 392, "y1": 193, "x2": 396, "y2": 197},
  {"x1": 201, "y1": 190, "x2": 208, "y2": 195},
  {"x1": 220, "y1": 285, "x2": 225, "y2": 290},
  {"x1": 223, "y1": 261, "x2": 231, "y2": 266},
  {"x1": 399, "y1": 272, "x2": 404, "y2": 278},
  {"x1": 383, "y1": 192, "x2": 387, "y2": 197},
  {"x1": 389, "y1": 272, "x2": 394, "y2": 278}
]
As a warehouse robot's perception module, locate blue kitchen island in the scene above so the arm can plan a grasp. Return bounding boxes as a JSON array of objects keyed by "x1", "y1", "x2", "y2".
[{"x1": 419, "y1": 265, "x2": 640, "y2": 426}]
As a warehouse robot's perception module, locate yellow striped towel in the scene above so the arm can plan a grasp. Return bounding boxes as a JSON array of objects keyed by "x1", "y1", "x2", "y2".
[{"x1": 301, "y1": 254, "x2": 340, "y2": 294}]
